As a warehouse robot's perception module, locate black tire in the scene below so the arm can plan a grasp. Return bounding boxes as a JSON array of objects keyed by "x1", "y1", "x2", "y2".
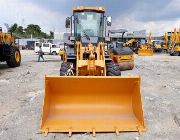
[
  {"x1": 60, "y1": 65, "x2": 69, "y2": 72},
  {"x1": 106, "y1": 62, "x2": 114, "y2": 67},
  {"x1": 60, "y1": 62, "x2": 74, "y2": 76},
  {"x1": 52, "y1": 51, "x2": 57, "y2": 55},
  {"x1": 106, "y1": 62, "x2": 121, "y2": 76},
  {"x1": 174, "y1": 52, "x2": 179, "y2": 56},
  {"x1": 170, "y1": 52, "x2": 174, "y2": 56},
  {"x1": 61, "y1": 62, "x2": 72, "y2": 67},
  {"x1": 60, "y1": 70, "x2": 67, "y2": 76},
  {"x1": 6, "y1": 46, "x2": 21, "y2": 67},
  {"x1": 107, "y1": 72, "x2": 115, "y2": 76}
]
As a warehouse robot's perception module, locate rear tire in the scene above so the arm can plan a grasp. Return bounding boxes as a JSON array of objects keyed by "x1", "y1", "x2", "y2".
[{"x1": 6, "y1": 46, "x2": 21, "y2": 67}]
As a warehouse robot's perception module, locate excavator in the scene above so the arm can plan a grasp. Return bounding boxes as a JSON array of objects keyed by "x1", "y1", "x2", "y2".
[
  {"x1": 138, "y1": 32, "x2": 153, "y2": 56},
  {"x1": 162, "y1": 32, "x2": 168, "y2": 53},
  {"x1": 124, "y1": 39, "x2": 138, "y2": 53},
  {"x1": 0, "y1": 27, "x2": 21, "y2": 67},
  {"x1": 40, "y1": 6, "x2": 145, "y2": 136},
  {"x1": 169, "y1": 28, "x2": 180, "y2": 56},
  {"x1": 124, "y1": 39, "x2": 136, "y2": 47}
]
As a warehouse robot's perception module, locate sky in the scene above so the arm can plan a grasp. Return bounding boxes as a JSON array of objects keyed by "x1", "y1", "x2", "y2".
[{"x1": 1, "y1": 0, "x2": 180, "y2": 36}]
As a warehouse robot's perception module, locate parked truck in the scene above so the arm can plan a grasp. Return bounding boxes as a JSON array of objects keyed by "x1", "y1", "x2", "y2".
[{"x1": 34, "y1": 42, "x2": 60, "y2": 55}]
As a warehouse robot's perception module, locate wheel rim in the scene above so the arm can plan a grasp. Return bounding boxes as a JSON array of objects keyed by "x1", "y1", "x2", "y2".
[{"x1": 15, "y1": 51, "x2": 20, "y2": 62}]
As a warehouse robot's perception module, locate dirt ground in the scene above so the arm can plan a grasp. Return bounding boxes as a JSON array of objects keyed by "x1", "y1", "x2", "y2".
[{"x1": 0, "y1": 50, "x2": 180, "y2": 140}]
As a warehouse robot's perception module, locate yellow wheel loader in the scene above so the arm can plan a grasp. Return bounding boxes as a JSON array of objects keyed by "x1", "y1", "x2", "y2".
[
  {"x1": 107, "y1": 29, "x2": 134, "y2": 71},
  {"x1": 138, "y1": 32, "x2": 153, "y2": 56},
  {"x1": 40, "y1": 6, "x2": 145, "y2": 136},
  {"x1": 0, "y1": 27, "x2": 21, "y2": 67}
]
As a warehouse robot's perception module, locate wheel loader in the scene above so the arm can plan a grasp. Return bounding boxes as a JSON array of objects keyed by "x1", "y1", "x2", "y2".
[
  {"x1": 138, "y1": 32, "x2": 153, "y2": 56},
  {"x1": 40, "y1": 6, "x2": 145, "y2": 136},
  {"x1": 107, "y1": 29, "x2": 134, "y2": 71},
  {"x1": 0, "y1": 27, "x2": 21, "y2": 67}
]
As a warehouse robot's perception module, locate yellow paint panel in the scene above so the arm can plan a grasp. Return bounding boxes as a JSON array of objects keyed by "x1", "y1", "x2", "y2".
[
  {"x1": 73, "y1": 6, "x2": 105, "y2": 13},
  {"x1": 138, "y1": 49, "x2": 153, "y2": 56}
]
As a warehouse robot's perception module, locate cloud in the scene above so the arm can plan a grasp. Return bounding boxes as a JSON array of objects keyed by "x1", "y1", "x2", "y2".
[
  {"x1": 0, "y1": 0, "x2": 180, "y2": 35},
  {"x1": 0, "y1": 0, "x2": 67, "y2": 33},
  {"x1": 113, "y1": 15, "x2": 180, "y2": 36},
  {"x1": 112, "y1": 0, "x2": 180, "y2": 35}
]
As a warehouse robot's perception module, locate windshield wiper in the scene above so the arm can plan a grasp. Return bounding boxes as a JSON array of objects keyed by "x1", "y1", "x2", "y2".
[{"x1": 83, "y1": 30, "x2": 90, "y2": 40}]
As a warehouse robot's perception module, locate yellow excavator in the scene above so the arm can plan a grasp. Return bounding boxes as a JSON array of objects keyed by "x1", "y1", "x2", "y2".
[
  {"x1": 169, "y1": 28, "x2": 180, "y2": 56},
  {"x1": 0, "y1": 27, "x2": 21, "y2": 67},
  {"x1": 138, "y1": 32, "x2": 153, "y2": 56},
  {"x1": 162, "y1": 32, "x2": 168, "y2": 52},
  {"x1": 40, "y1": 6, "x2": 145, "y2": 136},
  {"x1": 124, "y1": 39, "x2": 136, "y2": 47}
]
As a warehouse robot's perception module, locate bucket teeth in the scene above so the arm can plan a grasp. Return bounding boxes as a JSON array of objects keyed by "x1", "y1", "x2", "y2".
[
  {"x1": 115, "y1": 127, "x2": 119, "y2": 136},
  {"x1": 44, "y1": 128, "x2": 49, "y2": 137},
  {"x1": 92, "y1": 128, "x2": 96, "y2": 137},
  {"x1": 69, "y1": 128, "x2": 72, "y2": 137}
]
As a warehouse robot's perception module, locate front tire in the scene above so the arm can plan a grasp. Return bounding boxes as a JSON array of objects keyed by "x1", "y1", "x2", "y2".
[
  {"x1": 60, "y1": 62, "x2": 74, "y2": 76},
  {"x1": 6, "y1": 46, "x2": 21, "y2": 67},
  {"x1": 106, "y1": 62, "x2": 121, "y2": 76}
]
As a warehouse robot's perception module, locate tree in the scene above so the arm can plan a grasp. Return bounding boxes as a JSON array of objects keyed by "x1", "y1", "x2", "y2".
[
  {"x1": 24, "y1": 24, "x2": 41, "y2": 36},
  {"x1": 16, "y1": 26, "x2": 24, "y2": 34},
  {"x1": 8, "y1": 23, "x2": 51, "y2": 39},
  {"x1": 9, "y1": 23, "x2": 18, "y2": 33},
  {"x1": 49, "y1": 31, "x2": 54, "y2": 39}
]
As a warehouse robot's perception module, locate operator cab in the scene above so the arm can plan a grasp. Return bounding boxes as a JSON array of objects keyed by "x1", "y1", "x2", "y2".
[{"x1": 65, "y1": 6, "x2": 112, "y2": 62}]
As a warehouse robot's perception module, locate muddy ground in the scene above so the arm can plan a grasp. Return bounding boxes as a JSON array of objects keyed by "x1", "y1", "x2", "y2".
[{"x1": 0, "y1": 50, "x2": 180, "y2": 140}]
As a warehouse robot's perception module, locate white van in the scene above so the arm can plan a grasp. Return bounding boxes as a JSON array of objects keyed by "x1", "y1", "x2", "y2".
[{"x1": 34, "y1": 42, "x2": 60, "y2": 55}]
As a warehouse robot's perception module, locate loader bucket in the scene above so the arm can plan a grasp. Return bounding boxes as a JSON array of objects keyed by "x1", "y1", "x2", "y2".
[
  {"x1": 138, "y1": 49, "x2": 153, "y2": 56},
  {"x1": 40, "y1": 76, "x2": 145, "y2": 136}
]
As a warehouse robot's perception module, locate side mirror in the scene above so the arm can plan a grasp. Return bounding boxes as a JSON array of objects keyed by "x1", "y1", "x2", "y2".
[
  {"x1": 107, "y1": 16, "x2": 112, "y2": 26},
  {"x1": 65, "y1": 17, "x2": 71, "y2": 28}
]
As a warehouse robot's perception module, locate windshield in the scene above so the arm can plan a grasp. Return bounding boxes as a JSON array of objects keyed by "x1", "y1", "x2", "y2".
[
  {"x1": 154, "y1": 41, "x2": 160, "y2": 45},
  {"x1": 74, "y1": 11, "x2": 104, "y2": 38}
]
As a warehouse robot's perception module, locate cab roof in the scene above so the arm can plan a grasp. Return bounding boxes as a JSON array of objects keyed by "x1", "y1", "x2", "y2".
[{"x1": 73, "y1": 6, "x2": 105, "y2": 13}]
